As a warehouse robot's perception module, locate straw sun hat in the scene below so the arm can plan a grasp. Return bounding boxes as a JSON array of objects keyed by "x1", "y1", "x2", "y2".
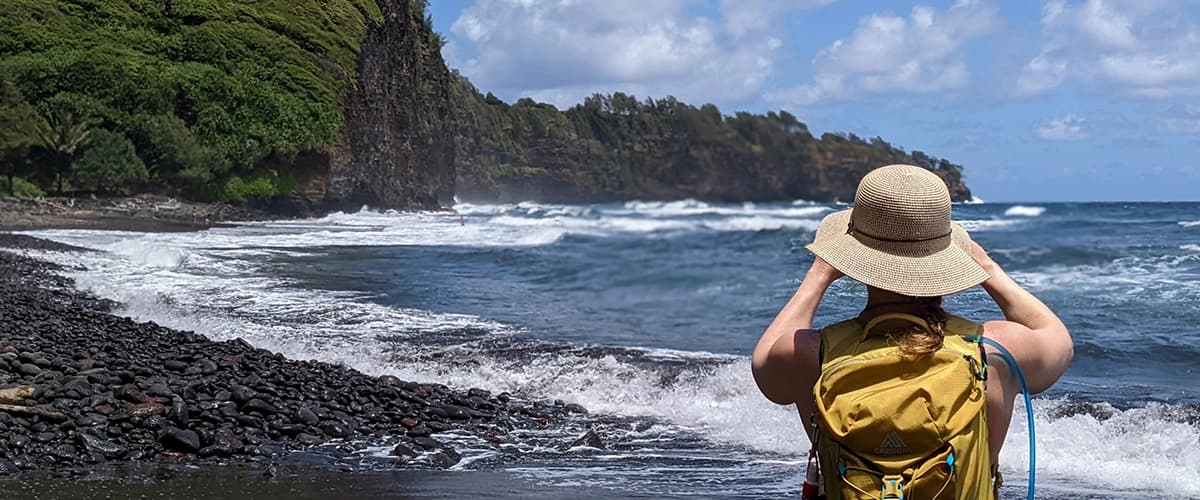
[{"x1": 807, "y1": 164, "x2": 989, "y2": 297}]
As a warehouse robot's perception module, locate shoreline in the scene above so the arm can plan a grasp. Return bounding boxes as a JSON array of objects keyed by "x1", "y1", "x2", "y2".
[
  {"x1": 0, "y1": 233, "x2": 588, "y2": 477},
  {"x1": 0, "y1": 196, "x2": 277, "y2": 233}
]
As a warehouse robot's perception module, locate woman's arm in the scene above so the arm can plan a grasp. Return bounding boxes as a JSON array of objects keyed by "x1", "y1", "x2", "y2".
[
  {"x1": 971, "y1": 242, "x2": 1074, "y2": 394},
  {"x1": 752, "y1": 258, "x2": 841, "y2": 405}
]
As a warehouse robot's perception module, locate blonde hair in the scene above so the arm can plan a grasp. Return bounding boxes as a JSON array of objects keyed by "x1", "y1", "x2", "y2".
[{"x1": 889, "y1": 297, "x2": 947, "y2": 357}]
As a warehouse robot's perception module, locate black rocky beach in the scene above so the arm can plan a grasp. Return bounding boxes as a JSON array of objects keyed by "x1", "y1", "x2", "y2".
[{"x1": 0, "y1": 232, "x2": 592, "y2": 482}]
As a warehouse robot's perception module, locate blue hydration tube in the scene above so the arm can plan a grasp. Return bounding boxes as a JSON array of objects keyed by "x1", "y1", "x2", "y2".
[{"x1": 968, "y1": 335, "x2": 1035, "y2": 500}]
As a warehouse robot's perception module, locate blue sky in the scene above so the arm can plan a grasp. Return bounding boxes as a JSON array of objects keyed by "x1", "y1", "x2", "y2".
[{"x1": 429, "y1": 0, "x2": 1200, "y2": 201}]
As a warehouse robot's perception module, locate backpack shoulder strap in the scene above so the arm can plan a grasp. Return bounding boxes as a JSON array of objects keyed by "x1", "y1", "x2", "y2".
[
  {"x1": 945, "y1": 314, "x2": 984, "y2": 337},
  {"x1": 818, "y1": 319, "x2": 864, "y2": 365}
]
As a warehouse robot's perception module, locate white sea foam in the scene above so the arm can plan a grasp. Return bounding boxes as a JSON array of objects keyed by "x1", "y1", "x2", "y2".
[
  {"x1": 620, "y1": 199, "x2": 830, "y2": 219},
  {"x1": 1009, "y1": 252, "x2": 1200, "y2": 301},
  {"x1": 1001, "y1": 400, "x2": 1200, "y2": 496},
  {"x1": 1180, "y1": 220, "x2": 1200, "y2": 228},
  {"x1": 954, "y1": 219, "x2": 1024, "y2": 231},
  {"x1": 1004, "y1": 205, "x2": 1046, "y2": 217},
  {"x1": 139, "y1": 201, "x2": 831, "y2": 250},
  {"x1": 1182, "y1": 244, "x2": 1200, "y2": 253}
]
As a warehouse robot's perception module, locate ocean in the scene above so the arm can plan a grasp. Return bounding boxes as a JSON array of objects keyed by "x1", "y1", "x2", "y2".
[{"x1": 25, "y1": 201, "x2": 1200, "y2": 498}]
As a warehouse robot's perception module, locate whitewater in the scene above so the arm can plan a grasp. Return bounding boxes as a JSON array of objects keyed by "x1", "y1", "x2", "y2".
[{"x1": 23, "y1": 200, "x2": 1200, "y2": 498}]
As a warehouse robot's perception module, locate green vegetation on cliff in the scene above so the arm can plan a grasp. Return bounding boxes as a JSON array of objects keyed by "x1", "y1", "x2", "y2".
[
  {"x1": 452, "y1": 75, "x2": 970, "y2": 203},
  {"x1": 1, "y1": 1, "x2": 969, "y2": 206},
  {"x1": 0, "y1": 0, "x2": 436, "y2": 199}
]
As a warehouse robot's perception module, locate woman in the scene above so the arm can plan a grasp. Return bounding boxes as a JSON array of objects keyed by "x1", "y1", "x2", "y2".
[{"x1": 752, "y1": 165, "x2": 1073, "y2": 497}]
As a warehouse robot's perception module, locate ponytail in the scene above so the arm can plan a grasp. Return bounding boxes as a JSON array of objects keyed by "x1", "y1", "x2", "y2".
[{"x1": 891, "y1": 297, "x2": 947, "y2": 358}]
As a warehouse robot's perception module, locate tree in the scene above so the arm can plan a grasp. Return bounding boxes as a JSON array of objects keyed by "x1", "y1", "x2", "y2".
[
  {"x1": 30, "y1": 93, "x2": 100, "y2": 194},
  {"x1": 71, "y1": 129, "x2": 148, "y2": 194},
  {"x1": 0, "y1": 78, "x2": 39, "y2": 196}
]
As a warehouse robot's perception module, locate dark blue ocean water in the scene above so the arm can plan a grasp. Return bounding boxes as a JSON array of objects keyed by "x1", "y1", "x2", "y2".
[{"x1": 30, "y1": 200, "x2": 1200, "y2": 498}]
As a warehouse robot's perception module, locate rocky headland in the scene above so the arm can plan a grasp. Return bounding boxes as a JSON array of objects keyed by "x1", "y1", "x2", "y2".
[{"x1": 2, "y1": 0, "x2": 970, "y2": 215}]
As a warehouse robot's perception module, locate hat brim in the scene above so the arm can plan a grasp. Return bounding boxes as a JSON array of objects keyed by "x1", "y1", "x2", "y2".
[{"x1": 806, "y1": 209, "x2": 989, "y2": 297}]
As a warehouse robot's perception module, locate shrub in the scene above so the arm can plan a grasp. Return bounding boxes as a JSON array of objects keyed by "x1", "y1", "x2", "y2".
[{"x1": 71, "y1": 128, "x2": 149, "y2": 193}]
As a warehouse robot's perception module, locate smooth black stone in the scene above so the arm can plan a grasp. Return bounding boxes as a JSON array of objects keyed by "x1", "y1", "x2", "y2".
[
  {"x1": 295, "y1": 407, "x2": 319, "y2": 426},
  {"x1": 440, "y1": 405, "x2": 470, "y2": 420},
  {"x1": 242, "y1": 398, "x2": 278, "y2": 415},
  {"x1": 147, "y1": 383, "x2": 174, "y2": 398},
  {"x1": 412, "y1": 437, "x2": 442, "y2": 450},
  {"x1": 391, "y1": 443, "x2": 420, "y2": 459},
  {"x1": 240, "y1": 374, "x2": 264, "y2": 387},
  {"x1": 18, "y1": 363, "x2": 41, "y2": 376},
  {"x1": 197, "y1": 359, "x2": 218, "y2": 375},
  {"x1": 163, "y1": 360, "x2": 188, "y2": 372},
  {"x1": 62, "y1": 378, "x2": 93, "y2": 397},
  {"x1": 428, "y1": 448, "x2": 461, "y2": 469},
  {"x1": 235, "y1": 415, "x2": 264, "y2": 429},
  {"x1": 198, "y1": 444, "x2": 232, "y2": 458},
  {"x1": 168, "y1": 397, "x2": 189, "y2": 427},
  {"x1": 77, "y1": 432, "x2": 126, "y2": 458},
  {"x1": 230, "y1": 385, "x2": 257, "y2": 405},
  {"x1": 212, "y1": 429, "x2": 244, "y2": 452},
  {"x1": 570, "y1": 428, "x2": 604, "y2": 449},
  {"x1": 160, "y1": 428, "x2": 201, "y2": 454},
  {"x1": 198, "y1": 411, "x2": 223, "y2": 424},
  {"x1": 295, "y1": 433, "x2": 321, "y2": 446},
  {"x1": 217, "y1": 403, "x2": 240, "y2": 419},
  {"x1": 319, "y1": 422, "x2": 350, "y2": 438},
  {"x1": 406, "y1": 425, "x2": 432, "y2": 438},
  {"x1": 271, "y1": 423, "x2": 304, "y2": 437}
]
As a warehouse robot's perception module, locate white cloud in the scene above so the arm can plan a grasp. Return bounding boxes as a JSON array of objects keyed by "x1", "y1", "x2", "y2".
[
  {"x1": 446, "y1": 0, "x2": 834, "y2": 108},
  {"x1": 766, "y1": 0, "x2": 1000, "y2": 106},
  {"x1": 1036, "y1": 114, "x2": 1089, "y2": 140},
  {"x1": 1016, "y1": 0, "x2": 1200, "y2": 97}
]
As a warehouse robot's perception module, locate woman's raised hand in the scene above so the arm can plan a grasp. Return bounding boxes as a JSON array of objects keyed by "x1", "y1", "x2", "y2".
[
  {"x1": 967, "y1": 241, "x2": 1003, "y2": 281},
  {"x1": 805, "y1": 256, "x2": 844, "y2": 288}
]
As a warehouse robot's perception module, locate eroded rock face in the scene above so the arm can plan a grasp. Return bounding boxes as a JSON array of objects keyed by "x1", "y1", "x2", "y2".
[{"x1": 319, "y1": 0, "x2": 455, "y2": 211}]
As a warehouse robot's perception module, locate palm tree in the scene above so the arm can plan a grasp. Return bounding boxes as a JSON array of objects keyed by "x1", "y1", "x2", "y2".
[{"x1": 31, "y1": 105, "x2": 96, "y2": 194}]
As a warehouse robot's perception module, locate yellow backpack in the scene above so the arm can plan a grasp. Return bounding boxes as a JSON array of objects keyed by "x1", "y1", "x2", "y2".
[{"x1": 814, "y1": 313, "x2": 997, "y2": 500}]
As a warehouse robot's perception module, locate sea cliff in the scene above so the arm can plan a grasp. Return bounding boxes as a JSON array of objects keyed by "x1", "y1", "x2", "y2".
[{"x1": 0, "y1": 0, "x2": 969, "y2": 211}]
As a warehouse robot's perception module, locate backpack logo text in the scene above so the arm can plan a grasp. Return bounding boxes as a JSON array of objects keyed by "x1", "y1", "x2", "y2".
[{"x1": 875, "y1": 431, "x2": 911, "y2": 456}]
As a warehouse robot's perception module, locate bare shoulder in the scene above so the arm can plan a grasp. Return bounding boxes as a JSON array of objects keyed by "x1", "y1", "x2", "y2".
[
  {"x1": 981, "y1": 319, "x2": 1033, "y2": 345},
  {"x1": 980, "y1": 319, "x2": 1073, "y2": 395}
]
